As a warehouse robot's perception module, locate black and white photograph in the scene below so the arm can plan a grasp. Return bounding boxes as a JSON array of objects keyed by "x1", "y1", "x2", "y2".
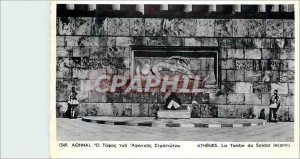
[
  {"x1": 55, "y1": 2, "x2": 296, "y2": 143},
  {"x1": 1, "y1": 0, "x2": 299, "y2": 158}
]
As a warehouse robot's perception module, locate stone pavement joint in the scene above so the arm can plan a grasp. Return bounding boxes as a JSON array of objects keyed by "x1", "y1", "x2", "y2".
[{"x1": 81, "y1": 116, "x2": 267, "y2": 128}]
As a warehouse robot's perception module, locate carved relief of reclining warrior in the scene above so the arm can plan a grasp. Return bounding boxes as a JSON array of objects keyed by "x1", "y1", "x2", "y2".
[{"x1": 136, "y1": 56, "x2": 210, "y2": 83}]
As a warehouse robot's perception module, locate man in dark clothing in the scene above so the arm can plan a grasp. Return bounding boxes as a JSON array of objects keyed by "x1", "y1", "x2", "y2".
[
  {"x1": 66, "y1": 87, "x2": 79, "y2": 119},
  {"x1": 269, "y1": 90, "x2": 280, "y2": 122}
]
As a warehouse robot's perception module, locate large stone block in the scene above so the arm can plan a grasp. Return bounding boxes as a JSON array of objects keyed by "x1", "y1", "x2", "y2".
[
  {"x1": 145, "y1": 18, "x2": 163, "y2": 36},
  {"x1": 59, "y1": 78, "x2": 80, "y2": 92},
  {"x1": 280, "y1": 71, "x2": 294, "y2": 82},
  {"x1": 252, "y1": 38, "x2": 262, "y2": 48},
  {"x1": 278, "y1": 49, "x2": 294, "y2": 59},
  {"x1": 244, "y1": 70, "x2": 261, "y2": 82},
  {"x1": 252, "y1": 38, "x2": 271, "y2": 49},
  {"x1": 106, "y1": 46, "x2": 126, "y2": 57},
  {"x1": 107, "y1": 37, "x2": 116, "y2": 46},
  {"x1": 277, "y1": 106, "x2": 294, "y2": 122},
  {"x1": 72, "y1": 47, "x2": 88, "y2": 57},
  {"x1": 253, "y1": 106, "x2": 270, "y2": 120},
  {"x1": 184, "y1": 38, "x2": 200, "y2": 46},
  {"x1": 253, "y1": 83, "x2": 271, "y2": 94},
  {"x1": 77, "y1": 91, "x2": 89, "y2": 103},
  {"x1": 122, "y1": 92, "x2": 132, "y2": 103},
  {"x1": 227, "y1": 93, "x2": 245, "y2": 105},
  {"x1": 188, "y1": 59, "x2": 200, "y2": 70},
  {"x1": 281, "y1": 60, "x2": 294, "y2": 71},
  {"x1": 71, "y1": 69, "x2": 88, "y2": 80},
  {"x1": 57, "y1": 66, "x2": 71, "y2": 79},
  {"x1": 227, "y1": 70, "x2": 244, "y2": 82},
  {"x1": 132, "y1": 37, "x2": 145, "y2": 46},
  {"x1": 248, "y1": 19, "x2": 266, "y2": 37},
  {"x1": 244, "y1": 49, "x2": 261, "y2": 59},
  {"x1": 266, "y1": 19, "x2": 284, "y2": 37},
  {"x1": 79, "y1": 37, "x2": 101, "y2": 47},
  {"x1": 107, "y1": 18, "x2": 130, "y2": 36},
  {"x1": 149, "y1": 92, "x2": 159, "y2": 103},
  {"x1": 221, "y1": 59, "x2": 235, "y2": 69},
  {"x1": 215, "y1": 19, "x2": 233, "y2": 37},
  {"x1": 64, "y1": 36, "x2": 80, "y2": 46},
  {"x1": 270, "y1": 39, "x2": 286, "y2": 49},
  {"x1": 91, "y1": 47, "x2": 106, "y2": 57},
  {"x1": 280, "y1": 95, "x2": 294, "y2": 106},
  {"x1": 106, "y1": 92, "x2": 122, "y2": 103},
  {"x1": 191, "y1": 93, "x2": 209, "y2": 104},
  {"x1": 235, "y1": 82, "x2": 252, "y2": 93},
  {"x1": 80, "y1": 80, "x2": 93, "y2": 92},
  {"x1": 199, "y1": 38, "x2": 218, "y2": 47},
  {"x1": 56, "y1": 46, "x2": 73, "y2": 57},
  {"x1": 233, "y1": 19, "x2": 249, "y2": 37},
  {"x1": 227, "y1": 49, "x2": 244, "y2": 59},
  {"x1": 97, "y1": 103, "x2": 114, "y2": 116},
  {"x1": 162, "y1": 19, "x2": 197, "y2": 37},
  {"x1": 56, "y1": 58, "x2": 72, "y2": 79},
  {"x1": 196, "y1": 19, "x2": 215, "y2": 37},
  {"x1": 235, "y1": 60, "x2": 253, "y2": 70},
  {"x1": 132, "y1": 103, "x2": 149, "y2": 117},
  {"x1": 271, "y1": 83, "x2": 288, "y2": 94},
  {"x1": 148, "y1": 104, "x2": 163, "y2": 117},
  {"x1": 283, "y1": 20, "x2": 294, "y2": 38},
  {"x1": 89, "y1": 91, "x2": 106, "y2": 102},
  {"x1": 78, "y1": 103, "x2": 93, "y2": 116},
  {"x1": 140, "y1": 92, "x2": 150, "y2": 103},
  {"x1": 288, "y1": 83, "x2": 294, "y2": 95},
  {"x1": 209, "y1": 93, "x2": 226, "y2": 104},
  {"x1": 115, "y1": 37, "x2": 132, "y2": 47},
  {"x1": 261, "y1": 60, "x2": 283, "y2": 71},
  {"x1": 129, "y1": 18, "x2": 145, "y2": 36},
  {"x1": 56, "y1": 102, "x2": 68, "y2": 118},
  {"x1": 144, "y1": 37, "x2": 168, "y2": 46},
  {"x1": 285, "y1": 39, "x2": 294, "y2": 49},
  {"x1": 221, "y1": 81, "x2": 235, "y2": 93},
  {"x1": 123, "y1": 47, "x2": 131, "y2": 58},
  {"x1": 237, "y1": 38, "x2": 262, "y2": 49},
  {"x1": 167, "y1": 37, "x2": 185, "y2": 46},
  {"x1": 178, "y1": 93, "x2": 192, "y2": 104},
  {"x1": 89, "y1": 69, "x2": 107, "y2": 80},
  {"x1": 219, "y1": 38, "x2": 235, "y2": 48},
  {"x1": 91, "y1": 17, "x2": 107, "y2": 35},
  {"x1": 261, "y1": 49, "x2": 279, "y2": 59},
  {"x1": 217, "y1": 105, "x2": 255, "y2": 118},
  {"x1": 245, "y1": 93, "x2": 261, "y2": 105},
  {"x1": 191, "y1": 103, "x2": 201, "y2": 117},
  {"x1": 75, "y1": 17, "x2": 92, "y2": 35},
  {"x1": 131, "y1": 92, "x2": 141, "y2": 103},
  {"x1": 58, "y1": 17, "x2": 75, "y2": 35},
  {"x1": 56, "y1": 36, "x2": 65, "y2": 46},
  {"x1": 200, "y1": 104, "x2": 218, "y2": 117},
  {"x1": 221, "y1": 70, "x2": 226, "y2": 81},
  {"x1": 261, "y1": 94, "x2": 271, "y2": 105},
  {"x1": 66, "y1": 36, "x2": 97, "y2": 46},
  {"x1": 111, "y1": 103, "x2": 132, "y2": 116}
]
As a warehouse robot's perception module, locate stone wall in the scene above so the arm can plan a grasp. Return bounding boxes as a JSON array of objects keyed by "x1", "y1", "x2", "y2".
[{"x1": 56, "y1": 17, "x2": 294, "y2": 121}]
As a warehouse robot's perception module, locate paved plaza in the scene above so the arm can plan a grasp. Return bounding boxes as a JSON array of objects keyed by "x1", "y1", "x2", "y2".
[{"x1": 57, "y1": 118, "x2": 294, "y2": 142}]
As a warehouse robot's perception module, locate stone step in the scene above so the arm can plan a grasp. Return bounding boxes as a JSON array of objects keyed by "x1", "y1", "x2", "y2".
[{"x1": 157, "y1": 110, "x2": 191, "y2": 119}]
